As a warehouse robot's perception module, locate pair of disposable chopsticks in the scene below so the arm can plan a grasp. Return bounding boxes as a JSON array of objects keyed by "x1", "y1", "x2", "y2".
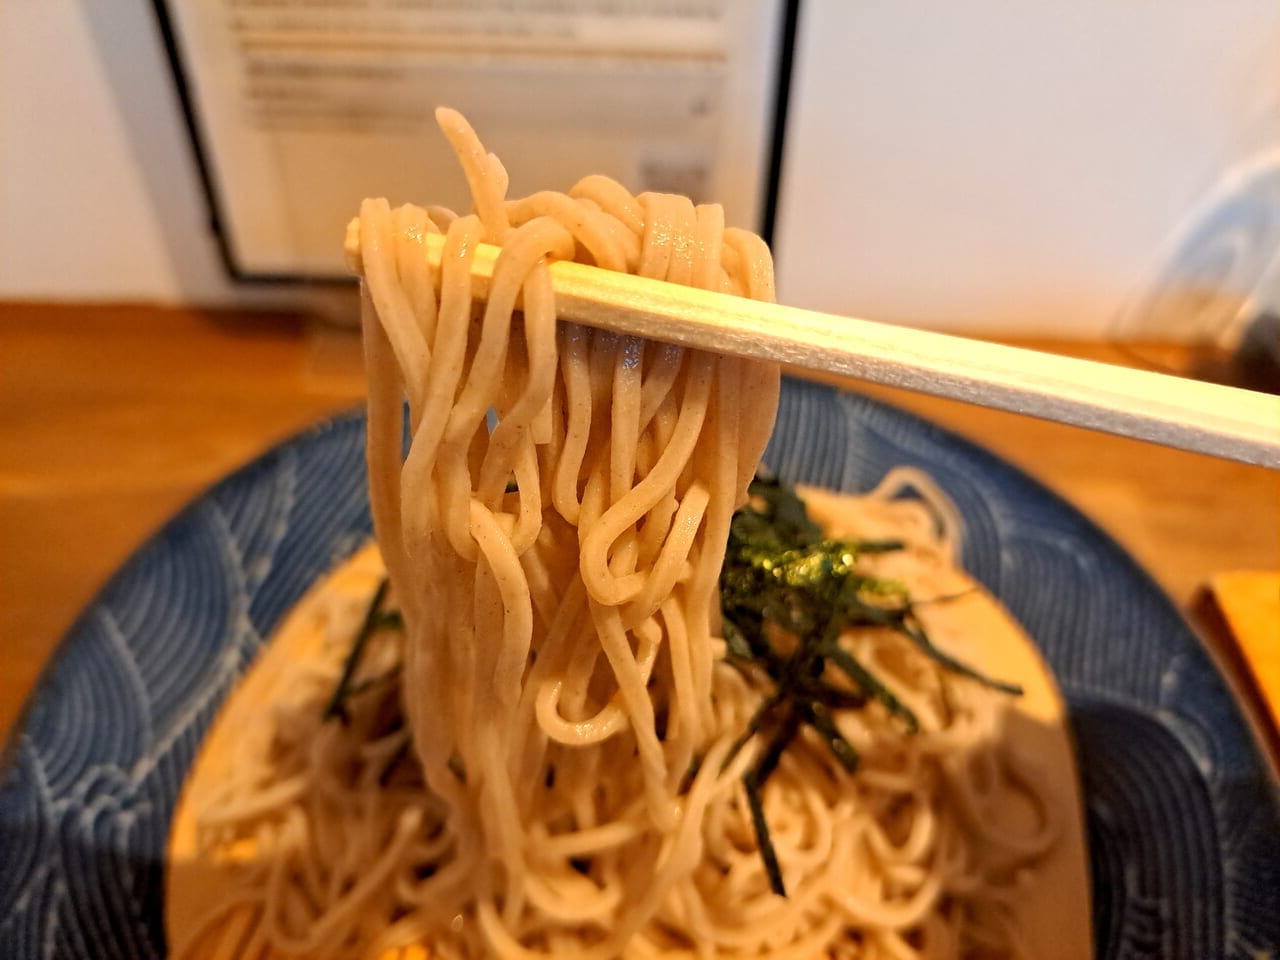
[{"x1": 421, "y1": 233, "x2": 1280, "y2": 468}]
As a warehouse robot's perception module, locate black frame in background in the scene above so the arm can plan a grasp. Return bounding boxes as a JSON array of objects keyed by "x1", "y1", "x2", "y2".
[{"x1": 149, "y1": 0, "x2": 802, "y2": 286}]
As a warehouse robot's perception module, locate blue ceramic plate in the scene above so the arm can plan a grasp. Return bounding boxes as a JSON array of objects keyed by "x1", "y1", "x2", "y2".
[{"x1": 2, "y1": 378, "x2": 1277, "y2": 958}]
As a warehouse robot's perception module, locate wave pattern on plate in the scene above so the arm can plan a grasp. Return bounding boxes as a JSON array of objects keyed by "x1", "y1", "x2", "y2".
[
  {"x1": 1074, "y1": 700, "x2": 1222, "y2": 958},
  {"x1": 0, "y1": 417, "x2": 370, "y2": 958},
  {"x1": 0, "y1": 381, "x2": 1276, "y2": 958},
  {"x1": 762, "y1": 379, "x2": 1280, "y2": 959}
]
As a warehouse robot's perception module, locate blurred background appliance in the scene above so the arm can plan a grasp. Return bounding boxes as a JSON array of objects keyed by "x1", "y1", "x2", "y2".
[{"x1": 1, "y1": 0, "x2": 1277, "y2": 346}]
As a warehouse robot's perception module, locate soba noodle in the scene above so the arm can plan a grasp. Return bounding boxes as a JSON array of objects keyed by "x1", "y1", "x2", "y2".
[{"x1": 178, "y1": 109, "x2": 1058, "y2": 960}]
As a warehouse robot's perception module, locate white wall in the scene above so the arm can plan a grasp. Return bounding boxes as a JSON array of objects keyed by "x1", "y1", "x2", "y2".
[
  {"x1": 774, "y1": 1, "x2": 1280, "y2": 338},
  {"x1": 3, "y1": 1, "x2": 1278, "y2": 339},
  {"x1": 0, "y1": 0, "x2": 289, "y2": 306}
]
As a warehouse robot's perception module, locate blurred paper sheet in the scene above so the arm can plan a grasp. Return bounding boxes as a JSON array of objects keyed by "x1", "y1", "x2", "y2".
[{"x1": 163, "y1": 0, "x2": 786, "y2": 279}]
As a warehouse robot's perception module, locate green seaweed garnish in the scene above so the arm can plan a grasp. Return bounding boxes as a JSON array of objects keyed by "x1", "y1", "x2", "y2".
[
  {"x1": 720, "y1": 474, "x2": 1021, "y2": 896},
  {"x1": 315, "y1": 475, "x2": 1020, "y2": 899},
  {"x1": 323, "y1": 579, "x2": 402, "y2": 723}
]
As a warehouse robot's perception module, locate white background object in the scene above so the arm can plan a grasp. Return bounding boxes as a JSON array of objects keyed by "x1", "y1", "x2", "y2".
[
  {"x1": 3, "y1": 0, "x2": 1279, "y2": 340},
  {"x1": 772, "y1": 0, "x2": 1280, "y2": 337},
  {"x1": 163, "y1": 0, "x2": 784, "y2": 279}
]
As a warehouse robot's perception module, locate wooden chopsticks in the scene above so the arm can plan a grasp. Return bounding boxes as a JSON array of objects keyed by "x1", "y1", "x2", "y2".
[{"x1": 416, "y1": 233, "x2": 1280, "y2": 468}]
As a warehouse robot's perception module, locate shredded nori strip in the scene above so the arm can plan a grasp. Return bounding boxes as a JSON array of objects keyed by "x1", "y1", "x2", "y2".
[
  {"x1": 323, "y1": 578, "x2": 396, "y2": 724},
  {"x1": 720, "y1": 474, "x2": 1022, "y2": 896},
  {"x1": 316, "y1": 474, "x2": 1021, "y2": 899}
]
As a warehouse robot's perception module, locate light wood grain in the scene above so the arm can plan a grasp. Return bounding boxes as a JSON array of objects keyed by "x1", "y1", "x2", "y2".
[
  {"x1": 0, "y1": 304, "x2": 366, "y2": 740},
  {"x1": 0, "y1": 303, "x2": 1275, "y2": 761},
  {"x1": 1208, "y1": 571, "x2": 1280, "y2": 737},
  {"x1": 403, "y1": 232, "x2": 1280, "y2": 466}
]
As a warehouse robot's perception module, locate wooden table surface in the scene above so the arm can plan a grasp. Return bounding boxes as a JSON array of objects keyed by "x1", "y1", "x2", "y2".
[{"x1": 1, "y1": 302, "x2": 1277, "y2": 760}]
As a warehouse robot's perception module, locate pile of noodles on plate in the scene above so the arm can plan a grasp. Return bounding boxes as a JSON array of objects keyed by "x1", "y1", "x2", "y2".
[{"x1": 167, "y1": 109, "x2": 1085, "y2": 960}]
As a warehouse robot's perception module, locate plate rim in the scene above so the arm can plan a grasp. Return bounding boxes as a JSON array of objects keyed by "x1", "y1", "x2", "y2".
[{"x1": 2, "y1": 380, "x2": 1277, "y2": 957}]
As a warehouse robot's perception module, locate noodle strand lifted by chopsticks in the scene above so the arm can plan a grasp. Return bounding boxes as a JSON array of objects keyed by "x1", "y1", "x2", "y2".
[
  {"x1": 181, "y1": 108, "x2": 1060, "y2": 960},
  {"x1": 351, "y1": 108, "x2": 782, "y2": 954}
]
